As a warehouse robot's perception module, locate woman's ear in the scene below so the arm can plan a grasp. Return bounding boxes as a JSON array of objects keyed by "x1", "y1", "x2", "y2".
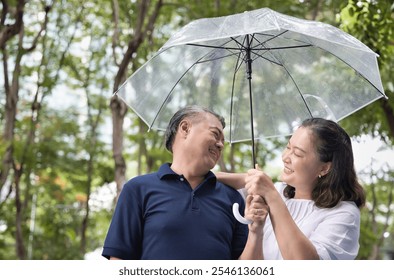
[{"x1": 320, "y1": 162, "x2": 332, "y2": 177}]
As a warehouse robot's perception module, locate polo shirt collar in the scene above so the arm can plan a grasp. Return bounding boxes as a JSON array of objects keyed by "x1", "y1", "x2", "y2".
[{"x1": 158, "y1": 163, "x2": 216, "y2": 183}]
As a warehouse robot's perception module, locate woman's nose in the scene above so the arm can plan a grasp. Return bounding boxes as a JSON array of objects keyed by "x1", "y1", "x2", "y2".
[{"x1": 282, "y1": 149, "x2": 290, "y2": 162}]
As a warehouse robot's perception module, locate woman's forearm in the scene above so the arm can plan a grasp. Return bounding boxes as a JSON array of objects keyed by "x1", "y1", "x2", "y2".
[
  {"x1": 239, "y1": 231, "x2": 264, "y2": 260},
  {"x1": 266, "y1": 194, "x2": 319, "y2": 260},
  {"x1": 215, "y1": 171, "x2": 246, "y2": 189}
]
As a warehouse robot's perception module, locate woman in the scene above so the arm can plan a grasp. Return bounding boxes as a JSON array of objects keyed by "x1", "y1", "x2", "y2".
[{"x1": 217, "y1": 118, "x2": 365, "y2": 260}]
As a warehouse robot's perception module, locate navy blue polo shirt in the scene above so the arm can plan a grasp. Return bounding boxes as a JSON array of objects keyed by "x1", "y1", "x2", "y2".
[{"x1": 102, "y1": 163, "x2": 248, "y2": 260}]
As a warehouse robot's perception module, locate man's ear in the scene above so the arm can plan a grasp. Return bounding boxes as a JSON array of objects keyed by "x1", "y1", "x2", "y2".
[{"x1": 179, "y1": 120, "x2": 190, "y2": 137}]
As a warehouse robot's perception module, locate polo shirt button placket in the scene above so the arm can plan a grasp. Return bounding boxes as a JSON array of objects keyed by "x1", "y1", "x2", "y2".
[{"x1": 191, "y1": 192, "x2": 199, "y2": 211}]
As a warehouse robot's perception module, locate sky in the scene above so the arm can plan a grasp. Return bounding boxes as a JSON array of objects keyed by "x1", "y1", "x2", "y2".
[{"x1": 352, "y1": 135, "x2": 393, "y2": 172}]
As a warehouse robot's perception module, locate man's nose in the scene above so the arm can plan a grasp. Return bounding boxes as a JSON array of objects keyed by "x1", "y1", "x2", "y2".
[{"x1": 216, "y1": 141, "x2": 224, "y2": 152}]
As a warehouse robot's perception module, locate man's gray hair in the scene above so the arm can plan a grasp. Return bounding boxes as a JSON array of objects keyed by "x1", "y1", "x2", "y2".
[{"x1": 164, "y1": 105, "x2": 225, "y2": 153}]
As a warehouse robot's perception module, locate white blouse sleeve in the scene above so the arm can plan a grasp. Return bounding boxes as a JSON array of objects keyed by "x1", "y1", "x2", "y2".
[{"x1": 309, "y1": 202, "x2": 361, "y2": 260}]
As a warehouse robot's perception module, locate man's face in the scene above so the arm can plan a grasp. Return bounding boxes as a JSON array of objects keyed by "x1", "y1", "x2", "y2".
[{"x1": 185, "y1": 113, "x2": 225, "y2": 171}]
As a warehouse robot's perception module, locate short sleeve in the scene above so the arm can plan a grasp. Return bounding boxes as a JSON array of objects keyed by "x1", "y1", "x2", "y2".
[
  {"x1": 309, "y1": 202, "x2": 361, "y2": 260},
  {"x1": 102, "y1": 182, "x2": 143, "y2": 259}
]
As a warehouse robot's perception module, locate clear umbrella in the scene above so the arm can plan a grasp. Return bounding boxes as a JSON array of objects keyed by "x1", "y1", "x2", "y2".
[{"x1": 115, "y1": 7, "x2": 387, "y2": 223}]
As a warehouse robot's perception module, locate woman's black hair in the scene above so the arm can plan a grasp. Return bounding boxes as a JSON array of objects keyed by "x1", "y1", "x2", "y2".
[{"x1": 283, "y1": 118, "x2": 365, "y2": 208}]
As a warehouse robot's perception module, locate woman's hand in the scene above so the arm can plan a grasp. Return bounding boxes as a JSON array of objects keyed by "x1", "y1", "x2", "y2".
[
  {"x1": 245, "y1": 195, "x2": 269, "y2": 233},
  {"x1": 244, "y1": 168, "x2": 276, "y2": 200},
  {"x1": 239, "y1": 194, "x2": 269, "y2": 260}
]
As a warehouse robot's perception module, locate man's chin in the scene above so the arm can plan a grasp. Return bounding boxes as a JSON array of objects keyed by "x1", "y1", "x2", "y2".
[{"x1": 208, "y1": 162, "x2": 218, "y2": 171}]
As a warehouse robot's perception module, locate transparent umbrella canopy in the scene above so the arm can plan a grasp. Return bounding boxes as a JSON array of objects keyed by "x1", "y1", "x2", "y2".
[
  {"x1": 115, "y1": 7, "x2": 387, "y2": 224},
  {"x1": 116, "y1": 7, "x2": 386, "y2": 164}
]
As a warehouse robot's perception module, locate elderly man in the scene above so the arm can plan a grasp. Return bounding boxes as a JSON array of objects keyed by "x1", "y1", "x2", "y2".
[{"x1": 102, "y1": 105, "x2": 250, "y2": 260}]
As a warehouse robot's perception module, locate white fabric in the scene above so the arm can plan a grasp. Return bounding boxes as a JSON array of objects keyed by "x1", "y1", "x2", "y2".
[{"x1": 262, "y1": 182, "x2": 361, "y2": 260}]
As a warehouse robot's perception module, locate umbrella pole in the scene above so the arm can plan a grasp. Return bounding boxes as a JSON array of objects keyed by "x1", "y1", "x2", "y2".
[
  {"x1": 246, "y1": 35, "x2": 256, "y2": 167},
  {"x1": 232, "y1": 35, "x2": 259, "y2": 225},
  {"x1": 233, "y1": 37, "x2": 255, "y2": 225}
]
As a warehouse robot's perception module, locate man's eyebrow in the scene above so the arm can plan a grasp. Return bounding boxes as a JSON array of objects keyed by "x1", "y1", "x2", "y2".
[
  {"x1": 210, "y1": 126, "x2": 224, "y2": 137},
  {"x1": 210, "y1": 126, "x2": 223, "y2": 132}
]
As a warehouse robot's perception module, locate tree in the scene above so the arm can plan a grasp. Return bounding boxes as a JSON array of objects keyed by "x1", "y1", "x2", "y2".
[
  {"x1": 339, "y1": 0, "x2": 394, "y2": 142},
  {"x1": 338, "y1": 0, "x2": 394, "y2": 259},
  {"x1": 110, "y1": 0, "x2": 164, "y2": 198},
  {"x1": 63, "y1": 19, "x2": 113, "y2": 255},
  {"x1": 358, "y1": 163, "x2": 394, "y2": 259},
  {"x1": 0, "y1": 0, "x2": 54, "y2": 259},
  {"x1": 0, "y1": 0, "x2": 392, "y2": 260}
]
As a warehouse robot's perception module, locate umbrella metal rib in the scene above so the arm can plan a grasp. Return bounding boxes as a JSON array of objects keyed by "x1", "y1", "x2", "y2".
[
  {"x1": 186, "y1": 34, "x2": 316, "y2": 166},
  {"x1": 187, "y1": 36, "x2": 259, "y2": 165},
  {"x1": 187, "y1": 42, "x2": 313, "y2": 52},
  {"x1": 229, "y1": 44, "x2": 244, "y2": 146},
  {"x1": 148, "y1": 58, "x2": 207, "y2": 130},
  {"x1": 188, "y1": 35, "x2": 314, "y2": 165}
]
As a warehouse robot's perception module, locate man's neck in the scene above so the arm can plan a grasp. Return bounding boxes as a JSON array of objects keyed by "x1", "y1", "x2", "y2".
[{"x1": 170, "y1": 161, "x2": 207, "y2": 189}]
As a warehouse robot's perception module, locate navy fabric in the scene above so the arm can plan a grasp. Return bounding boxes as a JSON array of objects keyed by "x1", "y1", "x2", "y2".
[{"x1": 102, "y1": 163, "x2": 248, "y2": 260}]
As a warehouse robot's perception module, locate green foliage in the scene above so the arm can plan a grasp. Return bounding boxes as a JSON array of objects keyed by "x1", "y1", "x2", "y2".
[
  {"x1": 340, "y1": 0, "x2": 393, "y2": 62},
  {"x1": 358, "y1": 210, "x2": 380, "y2": 259},
  {"x1": 1, "y1": 0, "x2": 393, "y2": 260},
  {"x1": 339, "y1": 0, "x2": 394, "y2": 142},
  {"x1": 357, "y1": 168, "x2": 394, "y2": 259}
]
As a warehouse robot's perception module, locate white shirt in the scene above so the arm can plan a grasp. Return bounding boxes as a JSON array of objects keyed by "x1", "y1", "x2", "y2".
[{"x1": 262, "y1": 182, "x2": 361, "y2": 260}]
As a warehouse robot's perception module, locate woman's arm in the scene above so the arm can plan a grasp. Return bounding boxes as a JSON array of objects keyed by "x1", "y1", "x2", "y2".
[
  {"x1": 239, "y1": 195, "x2": 269, "y2": 260},
  {"x1": 215, "y1": 171, "x2": 247, "y2": 190},
  {"x1": 245, "y1": 169, "x2": 319, "y2": 260},
  {"x1": 265, "y1": 193, "x2": 319, "y2": 259}
]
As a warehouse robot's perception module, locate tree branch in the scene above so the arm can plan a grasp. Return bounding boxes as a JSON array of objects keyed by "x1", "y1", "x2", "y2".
[
  {"x1": 0, "y1": 0, "x2": 24, "y2": 49},
  {"x1": 111, "y1": 0, "x2": 120, "y2": 66},
  {"x1": 24, "y1": 4, "x2": 52, "y2": 52}
]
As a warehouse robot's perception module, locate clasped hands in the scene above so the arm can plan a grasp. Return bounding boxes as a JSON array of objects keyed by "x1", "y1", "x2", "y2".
[{"x1": 243, "y1": 166, "x2": 271, "y2": 232}]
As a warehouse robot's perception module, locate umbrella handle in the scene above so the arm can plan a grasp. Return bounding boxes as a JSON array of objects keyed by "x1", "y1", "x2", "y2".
[{"x1": 232, "y1": 203, "x2": 252, "y2": 224}]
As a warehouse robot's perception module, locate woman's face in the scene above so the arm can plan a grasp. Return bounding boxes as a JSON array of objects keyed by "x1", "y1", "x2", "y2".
[{"x1": 279, "y1": 126, "x2": 329, "y2": 198}]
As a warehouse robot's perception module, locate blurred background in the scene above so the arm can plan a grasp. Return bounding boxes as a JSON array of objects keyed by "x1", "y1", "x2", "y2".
[{"x1": 0, "y1": 0, "x2": 393, "y2": 260}]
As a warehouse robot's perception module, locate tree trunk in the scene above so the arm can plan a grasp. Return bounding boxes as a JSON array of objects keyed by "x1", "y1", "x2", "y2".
[
  {"x1": 0, "y1": 1, "x2": 52, "y2": 259},
  {"x1": 381, "y1": 98, "x2": 394, "y2": 139},
  {"x1": 0, "y1": 0, "x2": 25, "y2": 197},
  {"x1": 111, "y1": 0, "x2": 163, "y2": 199}
]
